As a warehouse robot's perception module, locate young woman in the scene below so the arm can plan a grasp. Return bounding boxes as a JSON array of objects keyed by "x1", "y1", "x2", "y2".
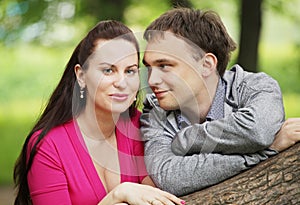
[{"x1": 14, "y1": 20, "x2": 184, "y2": 205}]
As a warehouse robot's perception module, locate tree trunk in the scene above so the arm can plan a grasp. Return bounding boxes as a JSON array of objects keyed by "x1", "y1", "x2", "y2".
[
  {"x1": 81, "y1": 0, "x2": 129, "y2": 21},
  {"x1": 170, "y1": 0, "x2": 193, "y2": 8},
  {"x1": 181, "y1": 143, "x2": 300, "y2": 204},
  {"x1": 237, "y1": 0, "x2": 263, "y2": 73}
]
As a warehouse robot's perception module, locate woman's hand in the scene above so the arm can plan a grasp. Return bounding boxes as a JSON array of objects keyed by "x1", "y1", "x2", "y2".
[
  {"x1": 114, "y1": 182, "x2": 184, "y2": 205},
  {"x1": 270, "y1": 118, "x2": 300, "y2": 152},
  {"x1": 99, "y1": 182, "x2": 184, "y2": 205}
]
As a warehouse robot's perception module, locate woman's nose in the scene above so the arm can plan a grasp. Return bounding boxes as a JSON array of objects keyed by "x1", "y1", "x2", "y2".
[{"x1": 113, "y1": 73, "x2": 126, "y2": 89}]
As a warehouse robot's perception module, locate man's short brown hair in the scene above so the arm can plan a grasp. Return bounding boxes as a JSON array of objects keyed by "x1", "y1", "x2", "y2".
[{"x1": 144, "y1": 8, "x2": 237, "y2": 77}]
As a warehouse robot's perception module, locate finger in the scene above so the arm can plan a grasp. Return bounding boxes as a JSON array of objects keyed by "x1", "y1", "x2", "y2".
[
  {"x1": 145, "y1": 186, "x2": 184, "y2": 205},
  {"x1": 286, "y1": 118, "x2": 300, "y2": 123},
  {"x1": 152, "y1": 196, "x2": 174, "y2": 205},
  {"x1": 156, "y1": 192, "x2": 184, "y2": 205},
  {"x1": 291, "y1": 132, "x2": 300, "y2": 141},
  {"x1": 287, "y1": 124, "x2": 300, "y2": 136},
  {"x1": 282, "y1": 118, "x2": 300, "y2": 129},
  {"x1": 287, "y1": 120, "x2": 300, "y2": 128},
  {"x1": 152, "y1": 200, "x2": 164, "y2": 205}
]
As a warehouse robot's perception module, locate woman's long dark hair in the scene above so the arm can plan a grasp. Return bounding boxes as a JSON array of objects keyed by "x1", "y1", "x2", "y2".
[{"x1": 13, "y1": 20, "x2": 140, "y2": 205}]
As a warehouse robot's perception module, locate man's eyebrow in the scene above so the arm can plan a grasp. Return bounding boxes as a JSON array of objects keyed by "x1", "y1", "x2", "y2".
[
  {"x1": 155, "y1": 58, "x2": 171, "y2": 63},
  {"x1": 142, "y1": 59, "x2": 149, "y2": 66},
  {"x1": 142, "y1": 58, "x2": 172, "y2": 66}
]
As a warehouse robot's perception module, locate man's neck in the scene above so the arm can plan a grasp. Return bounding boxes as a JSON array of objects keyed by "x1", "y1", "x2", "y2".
[{"x1": 183, "y1": 76, "x2": 219, "y2": 124}]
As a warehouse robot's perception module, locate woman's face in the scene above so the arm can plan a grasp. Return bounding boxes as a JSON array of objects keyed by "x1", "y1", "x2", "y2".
[{"x1": 77, "y1": 38, "x2": 140, "y2": 115}]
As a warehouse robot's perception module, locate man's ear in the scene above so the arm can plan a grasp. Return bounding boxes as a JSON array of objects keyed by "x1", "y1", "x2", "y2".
[
  {"x1": 201, "y1": 53, "x2": 218, "y2": 77},
  {"x1": 74, "y1": 64, "x2": 86, "y2": 88}
]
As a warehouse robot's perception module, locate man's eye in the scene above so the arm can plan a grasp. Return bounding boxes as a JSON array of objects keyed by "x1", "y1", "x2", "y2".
[
  {"x1": 158, "y1": 64, "x2": 170, "y2": 69},
  {"x1": 145, "y1": 66, "x2": 152, "y2": 71}
]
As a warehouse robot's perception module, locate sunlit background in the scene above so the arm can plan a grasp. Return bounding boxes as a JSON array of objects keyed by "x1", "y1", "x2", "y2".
[{"x1": 1, "y1": 0, "x2": 300, "y2": 203}]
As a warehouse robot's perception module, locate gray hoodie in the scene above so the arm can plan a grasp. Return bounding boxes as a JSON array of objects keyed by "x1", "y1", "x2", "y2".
[{"x1": 140, "y1": 65, "x2": 284, "y2": 196}]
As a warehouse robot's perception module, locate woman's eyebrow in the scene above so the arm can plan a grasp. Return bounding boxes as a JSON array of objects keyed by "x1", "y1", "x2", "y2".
[{"x1": 127, "y1": 64, "x2": 139, "y2": 68}]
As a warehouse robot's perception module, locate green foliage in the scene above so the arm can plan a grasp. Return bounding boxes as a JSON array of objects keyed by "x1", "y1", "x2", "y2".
[
  {"x1": 0, "y1": 43, "x2": 73, "y2": 185},
  {"x1": 79, "y1": 0, "x2": 130, "y2": 22},
  {"x1": 1, "y1": 0, "x2": 300, "y2": 187},
  {"x1": 1, "y1": 0, "x2": 63, "y2": 44},
  {"x1": 124, "y1": 0, "x2": 170, "y2": 28},
  {"x1": 260, "y1": 44, "x2": 300, "y2": 93},
  {"x1": 0, "y1": 44, "x2": 72, "y2": 103},
  {"x1": 283, "y1": 94, "x2": 300, "y2": 118},
  {"x1": 1, "y1": 41, "x2": 300, "y2": 185}
]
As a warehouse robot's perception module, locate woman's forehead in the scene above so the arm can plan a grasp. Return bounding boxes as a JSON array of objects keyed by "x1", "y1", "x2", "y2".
[{"x1": 88, "y1": 39, "x2": 138, "y2": 64}]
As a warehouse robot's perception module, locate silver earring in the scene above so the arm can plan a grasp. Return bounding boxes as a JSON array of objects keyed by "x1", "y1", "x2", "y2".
[
  {"x1": 80, "y1": 89, "x2": 84, "y2": 99},
  {"x1": 134, "y1": 97, "x2": 137, "y2": 101}
]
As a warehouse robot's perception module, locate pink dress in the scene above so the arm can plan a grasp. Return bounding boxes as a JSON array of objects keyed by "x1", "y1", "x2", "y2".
[{"x1": 27, "y1": 112, "x2": 147, "y2": 205}]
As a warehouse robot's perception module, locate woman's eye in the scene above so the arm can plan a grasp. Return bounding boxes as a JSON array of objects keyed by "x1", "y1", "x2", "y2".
[
  {"x1": 102, "y1": 68, "x2": 113, "y2": 75},
  {"x1": 126, "y1": 68, "x2": 138, "y2": 75}
]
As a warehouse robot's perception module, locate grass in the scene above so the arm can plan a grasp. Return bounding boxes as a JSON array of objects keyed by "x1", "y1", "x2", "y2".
[{"x1": 1, "y1": 42, "x2": 300, "y2": 186}]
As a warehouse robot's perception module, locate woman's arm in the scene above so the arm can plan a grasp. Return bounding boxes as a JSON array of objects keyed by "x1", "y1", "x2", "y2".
[{"x1": 27, "y1": 139, "x2": 72, "y2": 204}]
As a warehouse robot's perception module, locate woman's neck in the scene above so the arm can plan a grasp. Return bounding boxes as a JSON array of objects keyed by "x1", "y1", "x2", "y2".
[{"x1": 76, "y1": 106, "x2": 120, "y2": 141}]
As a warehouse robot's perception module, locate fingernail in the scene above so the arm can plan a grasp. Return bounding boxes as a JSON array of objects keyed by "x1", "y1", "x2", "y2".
[{"x1": 180, "y1": 200, "x2": 186, "y2": 205}]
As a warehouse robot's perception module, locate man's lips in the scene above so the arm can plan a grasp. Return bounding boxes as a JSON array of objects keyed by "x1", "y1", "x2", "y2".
[{"x1": 153, "y1": 90, "x2": 168, "y2": 98}]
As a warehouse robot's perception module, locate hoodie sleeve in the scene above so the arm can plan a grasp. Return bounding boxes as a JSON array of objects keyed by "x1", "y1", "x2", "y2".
[
  {"x1": 171, "y1": 68, "x2": 284, "y2": 155},
  {"x1": 140, "y1": 94, "x2": 275, "y2": 196}
]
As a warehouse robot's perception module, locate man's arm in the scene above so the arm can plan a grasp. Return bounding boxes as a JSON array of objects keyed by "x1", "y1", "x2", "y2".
[
  {"x1": 172, "y1": 72, "x2": 284, "y2": 155},
  {"x1": 140, "y1": 97, "x2": 276, "y2": 196}
]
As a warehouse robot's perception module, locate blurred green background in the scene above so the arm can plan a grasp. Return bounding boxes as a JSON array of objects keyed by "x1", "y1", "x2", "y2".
[{"x1": 1, "y1": 0, "x2": 300, "y2": 189}]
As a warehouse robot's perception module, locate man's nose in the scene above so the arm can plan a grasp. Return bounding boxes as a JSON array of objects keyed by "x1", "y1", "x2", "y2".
[{"x1": 148, "y1": 67, "x2": 163, "y2": 86}]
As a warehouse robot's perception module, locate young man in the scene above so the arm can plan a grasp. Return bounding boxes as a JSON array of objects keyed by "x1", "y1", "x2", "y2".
[{"x1": 140, "y1": 8, "x2": 299, "y2": 196}]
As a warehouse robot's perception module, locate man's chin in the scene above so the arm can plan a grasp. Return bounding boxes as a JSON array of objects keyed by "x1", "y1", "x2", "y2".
[{"x1": 158, "y1": 101, "x2": 178, "y2": 111}]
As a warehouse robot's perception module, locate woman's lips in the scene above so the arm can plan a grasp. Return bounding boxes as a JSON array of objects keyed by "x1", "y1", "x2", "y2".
[{"x1": 109, "y1": 94, "x2": 129, "y2": 101}]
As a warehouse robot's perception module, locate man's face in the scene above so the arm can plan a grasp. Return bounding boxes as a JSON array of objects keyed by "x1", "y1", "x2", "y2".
[{"x1": 143, "y1": 32, "x2": 207, "y2": 111}]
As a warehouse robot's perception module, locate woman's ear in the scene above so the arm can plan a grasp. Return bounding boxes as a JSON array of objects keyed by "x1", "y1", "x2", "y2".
[
  {"x1": 201, "y1": 53, "x2": 218, "y2": 77},
  {"x1": 74, "y1": 64, "x2": 86, "y2": 88}
]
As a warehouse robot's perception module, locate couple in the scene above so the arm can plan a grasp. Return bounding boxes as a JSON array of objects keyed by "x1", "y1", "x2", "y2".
[{"x1": 14, "y1": 8, "x2": 300, "y2": 205}]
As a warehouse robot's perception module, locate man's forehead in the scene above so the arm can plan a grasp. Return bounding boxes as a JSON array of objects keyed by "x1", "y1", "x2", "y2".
[
  {"x1": 144, "y1": 33, "x2": 191, "y2": 59},
  {"x1": 146, "y1": 32, "x2": 186, "y2": 48}
]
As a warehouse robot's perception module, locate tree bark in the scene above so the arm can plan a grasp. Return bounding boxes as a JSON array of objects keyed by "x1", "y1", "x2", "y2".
[
  {"x1": 181, "y1": 143, "x2": 300, "y2": 205},
  {"x1": 237, "y1": 0, "x2": 263, "y2": 73},
  {"x1": 81, "y1": 0, "x2": 129, "y2": 21},
  {"x1": 170, "y1": 0, "x2": 193, "y2": 8}
]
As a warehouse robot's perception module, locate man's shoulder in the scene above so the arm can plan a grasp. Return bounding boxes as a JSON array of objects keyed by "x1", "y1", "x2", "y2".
[
  {"x1": 142, "y1": 93, "x2": 168, "y2": 119},
  {"x1": 224, "y1": 64, "x2": 279, "y2": 91},
  {"x1": 144, "y1": 93, "x2": 160, "y2": 108}
]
